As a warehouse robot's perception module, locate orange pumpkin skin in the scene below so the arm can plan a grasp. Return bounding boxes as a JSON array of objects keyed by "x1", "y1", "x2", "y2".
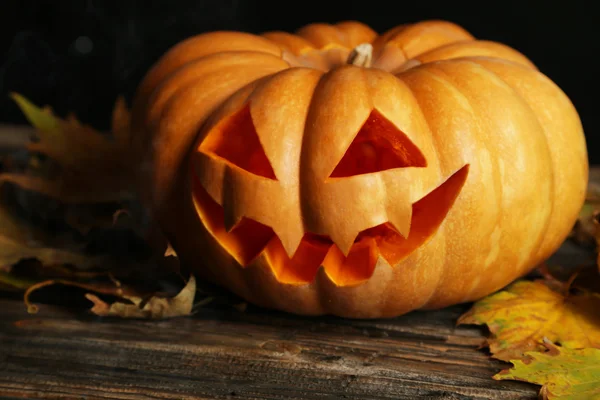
[{"x1": 132, "y1": 20, "x2": 588, "y2": 318}]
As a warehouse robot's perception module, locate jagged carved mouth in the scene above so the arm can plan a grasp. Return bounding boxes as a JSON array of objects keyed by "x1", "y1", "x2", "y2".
[{"x1": 191, "y1": 165, "x2": 469, "y2": 286}]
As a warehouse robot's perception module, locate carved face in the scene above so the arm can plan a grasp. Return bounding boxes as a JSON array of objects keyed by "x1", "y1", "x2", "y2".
[
  {"x1": 190, "y1": 72, "x2": 469, "y2": 286},
  {"x1": 135, "y1": 19, "x2": 586, "y2": 317}
]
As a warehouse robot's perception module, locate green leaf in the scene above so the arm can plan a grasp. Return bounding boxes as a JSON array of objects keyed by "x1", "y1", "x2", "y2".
[{"x1": 495, "y1": 340, "x2": 600, "y2": 400}]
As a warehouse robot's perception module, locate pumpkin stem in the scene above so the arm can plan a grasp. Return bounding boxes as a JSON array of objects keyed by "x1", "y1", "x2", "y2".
[{"x1": 347, "y1": 43, "x2": 373, "y2": 68}]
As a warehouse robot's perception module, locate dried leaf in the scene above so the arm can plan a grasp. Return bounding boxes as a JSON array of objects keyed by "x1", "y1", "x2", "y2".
[
  {"x1": 85, "y1": 275, "x2": 197, "y2": 319},
  {"x1": 494, "y1": 339, "x2": 600, "y2": 400},
  {"x1": 568, "y1": 169, "x2": 600, "y2": 272},
  {"x1": 1, "y1": 93, "x2": 136, "y2": 203},
  {"x1": 458, "y1": 279, "x2": 600, "y2": 361},
  {"x1": 539, "y1": 263, "x2": 600, "y2": 294},
  {"x1": 587, "y1": 168, "x2": 600, "y2": 203},
  {"x1": 0, "y1": 101, "x2": 185, "y2": 314},
  {"x1": 569, "y1": 202, "x2": 600, "y2": 248},
  {"x1": 164, "y1": 242, "x2": 177, "y2": 258},
  {"x1": 0, "y1": 183, "x2": 106, "y2": 274},
  {"x1": 23, "y1": 278, "x2": 141, "y2": 314}
]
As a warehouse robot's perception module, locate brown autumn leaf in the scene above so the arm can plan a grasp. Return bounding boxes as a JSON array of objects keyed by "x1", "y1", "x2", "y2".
[
  {"x1": 0, "y1": 93, "x2": 137, "y2": 204},
  {"x1": 0, "y1": 183, "x2": 108, "y2": 278},
  {"x1": 569, "y1": 201, "x2": 600, "y2": 249},
  {"x1": 19, "y1": 248, "x2": 193, "y2": 318},
  {"x1": 538, "y1": 263, "x2": 600, "y2": 297},
  {"x1": 85, "y1": 275, "x2": 198, "y2": 319},
  {"x1": 494, "y1": 338, "x2": 600, "y2": 400},
  {"x1": 568, "y1": 167, "x2": 600, "y2": 275},
  {"x1": 0, "y1": 178, "x2": 155, "y2": 293},
  {"x1": 458, "y1": 278, "x2": 600, "y2": 361},
  {"x1": 588, "y1": 168, "x2": 600, "y2": 202},
  {"x1": 23, "y1": 277, "x2": 143, "y2": 314}
]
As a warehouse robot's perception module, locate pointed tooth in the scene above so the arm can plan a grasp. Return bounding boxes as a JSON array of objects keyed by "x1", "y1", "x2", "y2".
[
  {"x1": 386, "y1": 200, "x2": 412, "y2": 239},
  {"x1": 329, "y1": 228, "x2": 358, "y2": 257},
  {"x1": 274, "y1": 225, "x2": 304, "y2": 258}
]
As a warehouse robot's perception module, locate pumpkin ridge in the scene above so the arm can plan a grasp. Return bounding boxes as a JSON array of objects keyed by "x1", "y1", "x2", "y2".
[
  {"x1": 472, "y1": 57, "x2": 587, "y2": 267},
  {"x1": 131, "y1": 31, "x2": 282, "y2": 134},
  {"x1": 413, "y1": 40, "x2": 537, "y2": 69},
  {"x1": 384, "y1": 21, "x2": 475, "y2": 59},
  {"x1": 414, "y1": 63, "x2": 506, "y2": 306},
  {"x1": 396, "y1": 72, "x2": 450, "y2": 308},
  {"x1": 334, "y1": 21, "x2": 378, "y2": 48},
  {"x1": 295, "y1": 71, "x2": 321, "y2": 250},
  {"x1": 260, "y1": 31, "x2": 317, "y2": 55},
  {"x1": 423, "y1": 61, "x2": 499, "y2": 304},
  {"x1": 466, "y1": 59, "x2": 555, "y2": 274},
  {"x1": 147, "y1": 59, "x2": 288, "y2": 133},
  {"x1": 296, "y1": 23, "x2": 350, "y2": 49}
]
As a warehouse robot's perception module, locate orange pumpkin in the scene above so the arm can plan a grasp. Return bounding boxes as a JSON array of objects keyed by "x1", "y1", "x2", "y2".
[{"x1": 132, "y1": 20, "x2": 588, "y2": 318}]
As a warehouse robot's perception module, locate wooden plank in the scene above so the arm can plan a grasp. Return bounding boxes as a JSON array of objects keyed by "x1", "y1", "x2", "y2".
[{"x1": 0, "y1": 296, "x2": 538, "y2": 399}]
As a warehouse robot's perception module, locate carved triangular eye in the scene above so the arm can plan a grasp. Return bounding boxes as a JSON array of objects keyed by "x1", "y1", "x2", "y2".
[
  {"x1": 200, "y1": 105, "x2": 277, "y2": 180},
  {"x1": 329, "y1": 110, "x2": 427, "y2": 178}
]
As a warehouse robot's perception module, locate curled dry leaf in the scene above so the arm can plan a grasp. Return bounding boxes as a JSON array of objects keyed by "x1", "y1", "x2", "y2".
[
  {"x1": 494, "y1": 339, "x2": 600, "y2": 400},
  {"x1": 458, "y1": 279, "x2": 600, "y2": 361},
  {"x1": 23, "y1": 278, "x2": 142, "y2": 314},
  {"x1": 85, "y1": 275, "x2": 197, "y2": 319},
  {"x1": 15, "y1": 246, "x2": 192, "y2": 317},
  {"x1": 1, "y1": 93, "x2": 136, "y2": 204}
]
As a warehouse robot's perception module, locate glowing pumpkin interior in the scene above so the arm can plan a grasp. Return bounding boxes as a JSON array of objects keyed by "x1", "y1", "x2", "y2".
[{"x1": 192, "y1": 105, "x2": 469, "y2": 286}]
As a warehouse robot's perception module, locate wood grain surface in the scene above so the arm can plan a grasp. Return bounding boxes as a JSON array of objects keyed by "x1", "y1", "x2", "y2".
[{"x1": 0, "y1": 297, "x2": 539, "y2": 400}]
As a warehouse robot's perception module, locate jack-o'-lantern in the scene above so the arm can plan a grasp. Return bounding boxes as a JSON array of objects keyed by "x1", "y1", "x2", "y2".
[{"x1": 131, "y1": 20, "x2": 588, "y2": 318}]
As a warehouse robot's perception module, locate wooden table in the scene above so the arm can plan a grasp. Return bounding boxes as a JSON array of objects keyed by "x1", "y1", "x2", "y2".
[
  {"x1": 0, "y1": 295, "x2": 540, "y2": 400},
  {"x1": 0, "y1": 125, "x2": 593, "y2": 399}
]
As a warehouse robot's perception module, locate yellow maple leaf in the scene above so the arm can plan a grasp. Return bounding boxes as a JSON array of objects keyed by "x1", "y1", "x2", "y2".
[
  {"x1": 494, "y1": 339, "x2": 600, "y2": 400},
  {"x1": 458, "y1": 279, "x2": 600, "y2": 361},
  {"x1": 1, "y1": 93, "x2": 136, "y2": 203}
]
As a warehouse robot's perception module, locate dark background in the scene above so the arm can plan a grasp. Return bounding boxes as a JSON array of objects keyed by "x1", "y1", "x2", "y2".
[{"x1": 1, "y1": 0, "x2": 597, "y2": 162}]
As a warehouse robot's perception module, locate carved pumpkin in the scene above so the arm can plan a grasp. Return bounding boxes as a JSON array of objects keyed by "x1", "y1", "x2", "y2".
[{"x1": 132, "y1": 20, "x2": 588, "y2": 318}]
